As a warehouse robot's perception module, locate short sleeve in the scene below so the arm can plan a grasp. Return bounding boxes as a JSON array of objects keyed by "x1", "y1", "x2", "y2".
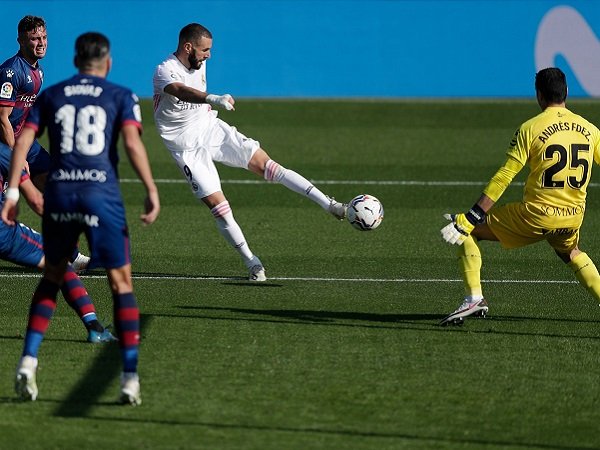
[
  {"x1": 0, "y1": 67, "x2": 19, "y2": 105},
  {"x1": 153, "y1": 62, "x2": 184, "y2": 94},
  {"x1": 120, "y1": 90, "x2": 143, "y2": 131}
]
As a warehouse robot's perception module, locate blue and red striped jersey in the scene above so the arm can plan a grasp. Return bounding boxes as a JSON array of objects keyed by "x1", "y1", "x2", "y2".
[{"x1": 0, "y1": 52, "x2": 43, "y2": 138}]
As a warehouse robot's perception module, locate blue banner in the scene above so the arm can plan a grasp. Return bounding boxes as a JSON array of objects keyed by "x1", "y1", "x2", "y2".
[{"x1": 2, "y1": 1, "x2": 600, "y2": 97}]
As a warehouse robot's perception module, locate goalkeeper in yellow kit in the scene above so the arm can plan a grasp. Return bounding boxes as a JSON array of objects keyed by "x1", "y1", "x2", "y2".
[{"x1": 440, "y1": 67, "x2": 600, "y2": 326}]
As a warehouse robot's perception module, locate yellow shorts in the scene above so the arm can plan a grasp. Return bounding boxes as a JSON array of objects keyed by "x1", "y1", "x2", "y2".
[{"x1": 487, "y1": 202, "x2": 582, "y2": 253}]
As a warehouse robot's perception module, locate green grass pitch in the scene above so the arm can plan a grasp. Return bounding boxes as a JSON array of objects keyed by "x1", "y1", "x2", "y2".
[{"x1": 1, "y1": 99, "x2": 600, "y2": 449}]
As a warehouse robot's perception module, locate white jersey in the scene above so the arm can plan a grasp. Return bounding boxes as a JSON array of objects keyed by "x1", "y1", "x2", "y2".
[{"x1": 152, "y1": 54, "x2": 217, "y2": 151}]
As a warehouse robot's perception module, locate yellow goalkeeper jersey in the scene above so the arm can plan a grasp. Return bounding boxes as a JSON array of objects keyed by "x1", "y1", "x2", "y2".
[{"x1": 487, "y1": 106, "x2": 600, "y2": 214}]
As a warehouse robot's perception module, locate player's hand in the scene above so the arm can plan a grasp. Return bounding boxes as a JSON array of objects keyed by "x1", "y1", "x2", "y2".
[
  {"x1": 1, "y1": 198, "x2": 19, "y2": 226},
  {"x1": 140, "y1": 190, "x2": 160, "y2": 225},
  {"x1": 206, "y1": 93, "x2": 235, "y2": 111},
  {"x1": 440, "y1": 213, "x2": 475, "y2": 245}
]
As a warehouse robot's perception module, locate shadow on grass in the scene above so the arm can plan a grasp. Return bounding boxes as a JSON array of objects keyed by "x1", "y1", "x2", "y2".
[
  {"x1": 70, "y1": 414, "x2": 594, "y2": 450},
  {"x1": 178, "y1": 305, "x2": 432, "y2": 323},
  {"x1": 51, "y1": 315, "x2": 152, "y2": 417},
  {"x1": 162, "y1": 305, "x2": 600, "y2": 340}
]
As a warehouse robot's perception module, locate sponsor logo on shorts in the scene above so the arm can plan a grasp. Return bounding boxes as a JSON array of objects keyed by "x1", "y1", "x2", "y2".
[
  {"x1": 51, "y1": 169, "x2": 107, "y2": 182},
  {"x1": 540, "y1": 204, "x2": 585, "y2": 216},
  {"x1": 50, "y1": 212, "x2": 99, "y2": 227},
  {"x1": 542, "y1": 228, "x2": 577, "y2": 236}
]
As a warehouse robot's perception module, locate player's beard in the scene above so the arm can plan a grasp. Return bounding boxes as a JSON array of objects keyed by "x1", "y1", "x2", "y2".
[{"x1": 188, "y1": 53, "x2": 203, "y2": 71}]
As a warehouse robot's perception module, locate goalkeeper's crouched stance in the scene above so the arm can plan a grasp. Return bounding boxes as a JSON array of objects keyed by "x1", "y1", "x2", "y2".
[
  {"x1": 438, "y1": 68, "x2": 600, "y2": 326},
  {"x1": 439, "y1": 191, "x2": 600, "y2": 326}
]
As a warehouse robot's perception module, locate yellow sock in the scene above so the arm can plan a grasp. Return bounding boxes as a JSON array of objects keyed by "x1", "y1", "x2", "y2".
[
  {"x1": 458, "y1": 236, "x2": 483, "y2": 299},
  {"x1": 568, "y1": 252, "x2": 600, "y2": 302}
]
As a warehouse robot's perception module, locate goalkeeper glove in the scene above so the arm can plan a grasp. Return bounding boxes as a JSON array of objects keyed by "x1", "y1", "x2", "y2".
[
  {"x1": 206, "y1": 93, "x2": 235, "y2": 111},
  {"x1": 440, "y1": 204, "x2": 486, "y2": 245}
]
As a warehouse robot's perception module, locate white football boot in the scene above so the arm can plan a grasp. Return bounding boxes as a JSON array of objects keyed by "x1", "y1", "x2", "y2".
[
  {"x1": 327, "y1": 196, "x2": 347, "y2": 221},
  {"x1": 439, "y1": 298, "x2": 489, "y2": 326},
  {"x1": 248, "y1": 255, "x2": 267, "y2": 282},
  {"x1": 72, "y1": 253, "x2": 90, "y2": 273},
  {"x1": 15, "y1": 355, "x2": 38, "y2": 401},
  {"x1": 120, "y1": 372, "x2": 142, "y2": 406}
]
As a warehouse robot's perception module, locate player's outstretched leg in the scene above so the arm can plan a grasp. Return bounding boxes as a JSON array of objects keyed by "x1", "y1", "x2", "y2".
[
  {"x1": 61, "y1": 265, "x2": 117, "y2": 343},
  {"x1": 211, "y1": 201, "x2": 266, "y2": 281},
  {"x1": 440, "y1": 235, "x2": 489, "y2": 326},
  {"x1": 263, "y1": 159, "x2": 347, "y2": 220}
]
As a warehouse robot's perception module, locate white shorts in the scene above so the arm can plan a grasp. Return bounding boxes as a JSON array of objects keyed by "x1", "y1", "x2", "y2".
[{"x1": 169, "y1": 118, "x2": 260, "y2": 199}]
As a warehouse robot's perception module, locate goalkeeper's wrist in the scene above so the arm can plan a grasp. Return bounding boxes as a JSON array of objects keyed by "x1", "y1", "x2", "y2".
[
  {"x1": 5, "y1": 187, "x2": 19, "y2": 202},
  {"x1": 465, "y1": 204, "x2": 486, "y2": 226}
]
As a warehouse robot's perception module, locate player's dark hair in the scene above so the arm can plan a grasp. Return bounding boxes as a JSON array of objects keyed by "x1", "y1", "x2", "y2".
[
  {"x1": 535, "y1": 68, "x2": 567, "y2": 104},
  {"x1": 179, "y1": 23, "x2": 212, "y2": 44},
  {"x1": 74, "y1": 32, "x2": 110, "y2": 69},
  {"x1": 18, "y1": 15, "x2": 46, "y2": 37}
]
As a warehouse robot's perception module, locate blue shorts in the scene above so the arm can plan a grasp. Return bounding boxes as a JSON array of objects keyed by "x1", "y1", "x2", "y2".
[
  {"x1": 0, "y1": 140, "x2": 49, "y2": 178},
  {"x1": 43, "y1": 188, "x2": 130, "y2": 269},
  {"x1": 26, "y1": 140, "x2": 50, "y2": 177},
  {"x1": 0, "y1": 221, "x2": 44, "y2": 267}
]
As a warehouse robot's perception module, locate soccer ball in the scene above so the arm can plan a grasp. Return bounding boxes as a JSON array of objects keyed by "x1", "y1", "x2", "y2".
[{"x1": 347, "y1": 195, "x2": 384, "y2": 231}]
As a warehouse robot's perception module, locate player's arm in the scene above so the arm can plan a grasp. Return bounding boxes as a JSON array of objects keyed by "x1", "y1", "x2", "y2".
[
  {"x1": 1, "y1": 126, "x2": 36, "y2": 225},
  {"x1": 441, "y1": 156, "x2": 523, "y2": 245},
  {"x1": 0, "y1": 105, "x2": 15, "y2": 148},
  {"x1": 19, "y1": 177, "x2": 43, "y2": 216},
  {"x1": 482, "y1": 156, "x2": 524, "y2": 202},
  {"x1": 163, "y1": 82, "x2": 235, "y2": 111},
  {"x1": 121, "y1": 124, "x2": 160, "y2": 225}
]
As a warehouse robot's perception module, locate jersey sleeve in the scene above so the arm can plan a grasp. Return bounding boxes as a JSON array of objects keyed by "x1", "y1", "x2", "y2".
[
  {"x1": 481, "y1": 124, "x2": 529, "y2": 202},
  {"x1": 0, "y1": 66, "x2": 19, "y2": 106},
  {"x1": 592, "y1": 126, "x2": 600, "y2": 166},
  {"x1": 505, "y1": 124, "x2": 531, "y2": 166},
  {"x1": 482, "y1": 156, "x2": 524, "y2": 202},
  {"x1": 153, "y1": 62, "x2": 184, "y2": 94},
  {"x1": 119, "y1": 90, "x2": 143, "y2": 131}
]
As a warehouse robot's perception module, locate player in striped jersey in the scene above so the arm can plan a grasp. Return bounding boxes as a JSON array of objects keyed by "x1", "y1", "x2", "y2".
[
  {"x1": 153, "y1": 23, "x2": 348, "y2": 282},
  {"x1": 0, "y1": 15, "x2": 90, "y2": 271},
  {"x1": 440, "y1": 68, "x2": 600, "y2": 325},
  {"x1": 0, "y1": 16, "x2": 49, "y2": 190},
  {"x1": 2, "y1": 32, "x2": 160, "y2": 405}
]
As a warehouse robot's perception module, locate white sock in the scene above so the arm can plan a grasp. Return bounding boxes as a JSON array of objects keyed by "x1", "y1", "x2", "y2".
[
  {"x1": 264, "y1": 159, "x2": 330, "y2": 210},
  {"x1": 211, "y1": 201, "x2": 255, "y2": 265}
]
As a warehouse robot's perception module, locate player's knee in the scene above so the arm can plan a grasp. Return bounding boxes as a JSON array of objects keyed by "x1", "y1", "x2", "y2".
[{"x1": 264, "y1": 159, "x2": 286, "y2": 182}]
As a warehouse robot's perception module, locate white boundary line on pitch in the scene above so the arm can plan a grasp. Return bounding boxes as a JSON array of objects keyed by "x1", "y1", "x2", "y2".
[
  {"x1": 0, "y1": 272, "x2": 577, "y2": 284},
  {"x1": 120, "y1": 178, "x2": 600, "y2": 188}
]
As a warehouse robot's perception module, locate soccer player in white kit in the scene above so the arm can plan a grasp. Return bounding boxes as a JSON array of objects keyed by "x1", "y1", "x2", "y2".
[{"x1": 153, "y1": 23, "x2": 347, "y2": 281}]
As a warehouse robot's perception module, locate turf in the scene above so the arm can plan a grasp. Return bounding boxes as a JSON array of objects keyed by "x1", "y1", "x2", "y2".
[{"x1": 1, "y1": 99, "x2": 599, "y2": 449}]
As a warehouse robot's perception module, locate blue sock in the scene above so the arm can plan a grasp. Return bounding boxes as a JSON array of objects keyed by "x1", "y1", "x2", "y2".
[
  {"x1": 121, "y1": 348, "x2": 139, "y2": 373},
  {"x1": 23, "y1": 330, "x2": 44, "y2": 358}
]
